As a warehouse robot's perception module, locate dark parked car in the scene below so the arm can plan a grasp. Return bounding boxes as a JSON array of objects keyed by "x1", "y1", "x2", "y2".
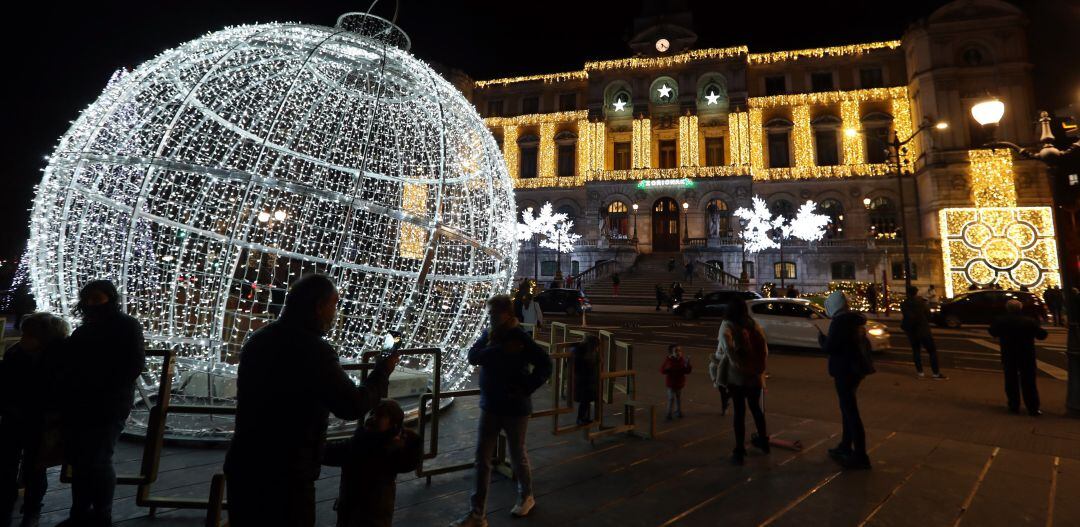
[
  {"x1": 932, "y1": 290, "x2": 1048, "y2": 328},
  {"x1": 535, "y1": 288, "x2": 592, "y2": 315},
  {"x1": 672, "y1": 290, "x2": 761, "y2": 319}
]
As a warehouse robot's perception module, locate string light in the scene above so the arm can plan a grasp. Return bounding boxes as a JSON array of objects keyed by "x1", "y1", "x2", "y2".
[
  {"x1": 792, "y1": 105, "x2": 814, "y2": 169},
  {"x1": 678, "y1": 115, "x2": 699, "y2": 167},
  {"x1": 728, "y1": 111, "x2": 751, "y2": 166},
  {"x1": 484, "y1": 110, "x2": 588, "y2": 127},
  {"x1": 539, "y1": 121, "x2": 556, "y2": 178},
  {"x1": 748, "y1": 87, "x2": 908, "y2": 109},
  {"x1": 584, "y1": 46, "x2": 749, "y2": 72},
  {"x1": 841, "y1": 100, "x2": 865, "y2": 164},
  {"x1": 29, "y1": 16, "x2": 518, "y2": 438},
  {"x1": 510, "y1": 166, "x2": 749, "y2": 189},
  {"x1": 892, "y1": 96, "x2": 915, "y2": 167},
  {"x1": 474, "y1": 70, "x2": 588, "y2": 89},
  {"x1": 968, "y1": 148, "x2": 1017, "y2": 207},
  {"x1": 747, "y1": 40, "x2": 901, "y2": 64},
  {"x1": 502, "y1": 125, "x2": 519, "y2": 179},
  {"x1": 633, "y1": 118, "x2": 652, "y2": 168}
]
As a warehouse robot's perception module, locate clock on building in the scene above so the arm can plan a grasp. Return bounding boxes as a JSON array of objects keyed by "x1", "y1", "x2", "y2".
[{"x1": 655, "y1": 38, "x2": 670, "y2": 52}]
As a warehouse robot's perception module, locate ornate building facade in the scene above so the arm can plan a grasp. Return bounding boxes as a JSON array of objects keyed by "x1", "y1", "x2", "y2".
[{"x1": 468, "y1": 0, "x2": 1060, "y2": 296}]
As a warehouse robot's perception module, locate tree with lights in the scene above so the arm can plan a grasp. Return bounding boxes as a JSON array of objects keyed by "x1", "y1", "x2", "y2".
[
  {"x1": 734, "y1": 196, "x2": 830, "y2": 289},
  {"x1": 517, "y1": 202, "x2": 580, "y2": 282}
]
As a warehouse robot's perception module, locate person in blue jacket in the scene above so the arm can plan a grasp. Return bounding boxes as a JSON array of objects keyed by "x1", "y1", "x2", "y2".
[{"x1": 451, "y1": 295, "x2": 552, "y2": 527}]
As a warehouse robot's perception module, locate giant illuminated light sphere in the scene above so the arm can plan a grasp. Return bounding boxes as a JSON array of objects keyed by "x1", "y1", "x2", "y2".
[{"x1": 28, "y1": 14, "x2": 517, "y2": 437}]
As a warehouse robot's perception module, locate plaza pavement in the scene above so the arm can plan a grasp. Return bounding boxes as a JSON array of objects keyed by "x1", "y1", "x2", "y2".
[{"x1": 16, "y1": 311, "x2": 1080, "y2": 526}]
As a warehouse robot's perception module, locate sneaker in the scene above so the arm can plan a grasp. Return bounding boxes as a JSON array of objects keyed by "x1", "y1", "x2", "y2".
[
  {"x1": 839, "y1": 453, "x2": 872, "y2": 470},
  {"x1": 1028, "y1": 409, "x2": 1043, "y2": 417},
  {"x1": 449, "y1": 512, "x2": 487, "y2": 527},
  {"x1": 828, "y1": 445, "x2": 853, "y2": 460},
  {"x1": 750, "y1": 434, "x2": 771, "y2": 454},
  {"x1": 731, "y1": 448, "x2": 746, "y2": 465},
  {"x1": 916, "y1": 371, "x2": 926, "y2": 379},
  {"x1": 511, "y1": 495, "x2": 536, "y2": 517},
  {"x1": 931, "y1": 373, "x2": 948, "y2": 380}
]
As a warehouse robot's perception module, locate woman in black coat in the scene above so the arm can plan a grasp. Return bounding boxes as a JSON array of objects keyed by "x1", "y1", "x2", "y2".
[{"x1": 572, "y1": 336, "x2": 600, "y2": 425}]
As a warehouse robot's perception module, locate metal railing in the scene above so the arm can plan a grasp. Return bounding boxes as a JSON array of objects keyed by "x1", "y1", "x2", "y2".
[
  {"x1": 702, "y1": 261, "x2": 743, "y2": 288},
  {"x1": 568, "y1": 259, "x2": 616, "y2": 290}
]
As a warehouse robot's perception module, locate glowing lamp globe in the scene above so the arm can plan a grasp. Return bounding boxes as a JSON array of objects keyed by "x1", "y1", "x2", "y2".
[
  {"x1": 28, "y1": 14, "x2": 517, "y2": 438},
  {"x1": 971, "y1": 98, "x2": 1005, "y2": 126}
]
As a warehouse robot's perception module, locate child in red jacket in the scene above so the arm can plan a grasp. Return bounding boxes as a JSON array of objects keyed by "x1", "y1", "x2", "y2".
[{"x1": 661, "y1": 344, "x2": 692, "y2": 420}]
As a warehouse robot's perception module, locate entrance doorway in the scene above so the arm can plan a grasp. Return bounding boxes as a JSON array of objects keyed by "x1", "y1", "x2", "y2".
[{"x1": 652, "y1": 197, "x2": 680, "y2": 251}]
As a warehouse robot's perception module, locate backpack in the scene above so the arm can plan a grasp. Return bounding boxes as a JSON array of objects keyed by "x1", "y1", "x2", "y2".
[{"x1": 735, "y1": 322, "x2": 767, "y2": 377}]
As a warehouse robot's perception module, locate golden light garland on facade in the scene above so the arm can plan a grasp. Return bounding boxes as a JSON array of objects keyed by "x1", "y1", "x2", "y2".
[
  {"x1": 939, "y1": 207, "x2": 1060, "y2": 298},
  {"x1": 968, "y1": 148, "x2": 1018, "y2": 207},
  {"x1": 891, "y1": 96, "x2": 915, "y2": 167},
  {"x1": 728, "y1": 111, "x2": 751, "y2": 166},
  {"x1": 747, "y1": 40, "x2": 901, "y2": 64},
  {"x1": 633, "y1": 118, "x2": 652, "y2": 168},
  {"x1": 502, "y1": 125, "x2": 519, "y2": 179},
  {"x1": 793, "y1": 105, "x2": 814, "y2": 169},
  {"x1": 584, "y1": 46, "x2": 749, "y2": 72},
  {"x1": 757, "y1": 164, "x2": 893, "y2": 181},
  {"x1": 510, "y1": 165, "x2": 751, "y2": 189},
  {"x1": 747, "y1": 86, "x2": 908, "y2": 109},
  {"x1": 592, "y1": 121, "x2": 606, "y2": 172},
  {"x1": 399, "y1": 183, "x2": 427, "y2": 260},
  {"x1": 841, "y1": 100, "x2": 865, "y2": 164},
  {"x1": 576, "y1": 119, "x2": 592, "y2": 177},
  {"x1": 474, "y1": 70, "x2": 588, "y2": 89},
  {"x1": 484, "y1": 110, "x2": 589, "y2": 127},
  {"x1": 679, "y1": 115, "x2": 700, "y2": 167},
  {"x1": 749, "y1": 108, "x2": 765, "y2": 172},
  {"x1": 539, "y1": 121, "x2": 556, "y2": 178}
]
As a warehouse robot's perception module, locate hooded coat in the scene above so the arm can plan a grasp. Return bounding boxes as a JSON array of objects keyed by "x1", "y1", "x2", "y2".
[
  {"x1": 467, "y1": 318, "x2": 552, "y2": 416},
  {"x1": 820, "y1": 291, "x2": 870, "y2": 378}
]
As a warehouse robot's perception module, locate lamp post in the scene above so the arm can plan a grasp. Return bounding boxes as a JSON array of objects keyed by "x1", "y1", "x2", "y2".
[
  {"x1": 848, "y1": 119, "x2": 948, "y2": 292},
  {"x1": 632, "y1": 203, "x2": 639, "y2": 241},
  {"x1": 972, "y1": 103, "x2": 1080, "y2": 416},
  {"x1": 682, "y1": 201, "x2": 689, "y2": 243}
]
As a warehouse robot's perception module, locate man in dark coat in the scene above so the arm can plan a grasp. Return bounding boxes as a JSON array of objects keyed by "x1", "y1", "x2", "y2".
[
  {"x1": 819, "y1": 291, "x2": 873, "y2": 470},
  {"x1": 224, "y1": 274, "x2": 397, "y2": 527},
  {"x1": 989, "y1": 299, "x2": 1048, "y2": 415},
  {"x1": 451, "y1": 295, "x2": 552, "y2": 527},
  {"x1": 1043, "y1": 286, "x2": 1063, "y2": 327},
  {"x1": 901, "y1": 286, "x2": 946, "y2": 379},
  {"x1": 571, "y1": 336, "x2": 599, "y2": 425},
  {"x1": 56, "y1": 280, "x2": 145, "y2": 526}
]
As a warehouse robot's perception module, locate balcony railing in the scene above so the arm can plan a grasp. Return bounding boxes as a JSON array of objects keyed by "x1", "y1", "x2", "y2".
[{"x1": 702, "y1": 260, "x2": 743, "y2": 288}]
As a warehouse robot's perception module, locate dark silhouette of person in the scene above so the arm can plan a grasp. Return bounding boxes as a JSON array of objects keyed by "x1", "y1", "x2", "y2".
[
  {"x1": 820, "y1": 291, "x2": 874, "y2": 470},
  {"x1": 671, "y1": 282, "x2": 684, "y2": 304},
  {"x1": 655, "y1": 284, "x2": 666, "y2": 311},
  {"x1": 1043, "y1": 286, "x2": 1063, "y2": 327},
  {"x1": 58, "y1": 280, "x2": 145, "y2": 526},
  {"x1": 224, "y1": 274, "x2": 397, "y2": 527},
  {"x1": 684, "y1": 261, "x2": 694, "y2": 284},
  {"x1": 901, "y1": 286, "x2": 945, "y2": 379},
  {"x1": 989, "y1": 300, "x2": 1047, "y2": 415},
  {"x1": 571, "y1": 336, "x2": 600, "y2": 425},
  {"x1": 1, "y1": 313, "x2": 69, "y2": 527},
  {"x1": 866, "y1": 283, "x2": 878, "y2": 314},
  {"x1": 667, "y1": 256, "x2": 676, "y2": 272},
  {"x1": 322, "y1": 400, "x2": 421, "y2": 527},
  {"x1": 451, "y1": 295, "x2": 552, "y2": 526},
  {"x1": 785, "y1": 285, "x2": 799, "y2": 298},
  {"x1": 715, "y1": 297, "x2": 768, "y2": 465}
]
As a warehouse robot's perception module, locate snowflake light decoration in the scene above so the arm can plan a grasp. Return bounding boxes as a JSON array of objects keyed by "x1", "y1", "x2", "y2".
[
  {"x1": 28, "y1": 14, "x2": 517, "y2": 438},
  {"x1": 734, "y1": 196, "x2": 779, "y2": 253},
  {"x1": 735, "y1": 196, "x2": 828, "y2": 253}
]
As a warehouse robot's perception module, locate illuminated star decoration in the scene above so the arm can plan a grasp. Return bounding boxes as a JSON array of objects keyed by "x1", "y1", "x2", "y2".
[
  {"x1": 612, "y1": 98, "x2": 627, "y2": 111},
  {"x1": 657, "y1": 84, "x2": 673, "y2": 99},
  {"x1": 705, "y1": 91, "x2": 720, "y2": 105}
]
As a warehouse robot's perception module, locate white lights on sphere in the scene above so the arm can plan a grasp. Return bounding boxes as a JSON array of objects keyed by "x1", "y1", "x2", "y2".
[{"x1": 28, "y1": 13, "x2": 517, "y2": 438}]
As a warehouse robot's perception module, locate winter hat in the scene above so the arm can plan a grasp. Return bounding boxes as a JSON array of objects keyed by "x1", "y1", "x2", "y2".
[
  {"x1": 825, "y1": 290, "x2": 850, "y2": 318},
  {"x1": 1005, "y1": 299, "x2": 1023, "y2": 313}
]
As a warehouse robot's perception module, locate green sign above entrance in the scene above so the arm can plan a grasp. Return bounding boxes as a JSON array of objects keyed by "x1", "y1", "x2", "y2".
[{"x1": 636, "y1": 178, "x2": 696, "y2": 190}]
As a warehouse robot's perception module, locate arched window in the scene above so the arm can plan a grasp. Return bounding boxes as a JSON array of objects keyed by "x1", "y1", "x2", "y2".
[
  {"x1": 774, "y1": 261, "x2": 797, "y2": 280},
  {"x1": 517, "y1": 134, "x2": 539, "y2": 178},
  {"x1": 649, "y1": 77, "x2": 679, "y2": 105},
  {"x1": 604, "y1": 81, "x2": 633, "y2": 118},
  {"x1": 605, "y1": 201, "x2": 629, "y2": 236},
  {"x1": 812, "y1": 115, "x2": 841, "y2": 167},
  {"x1": 831, "y1": 261, "x2": 856, "y2": 280},
  {"x1": 867, "y1": 197, "x2": 900, "y2": 238},
  {"x1": 765, "y1": 118, "x2": 793, "y2": 169},
  {"x1": 817, "y1": 199, "x2": 844, "y2": 239},
  {"x1": 556, "y1": 204, "x2": 576, "y2": 220},
  {"x1": 769, "y1": 199, "x2": 795, "y2": 220},
  {"x1": 706, "y1": 199, "x2": 731, "y2": 238},
  {"x1": 862, "y1": 113, "x2": 893, "y2": 164}
]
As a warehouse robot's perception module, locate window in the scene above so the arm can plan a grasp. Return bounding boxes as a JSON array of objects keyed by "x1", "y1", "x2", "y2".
[
  {"x1": 865, "y1": 126, "x2": 891, "y2": 163},
  {"x1": 742, "y1": 261, "x2": 755, "y2": 279},
  {"x1": 811, "y1": 72, "x2": 834, "y2": 92},
  {"x1": 659, "y1": 140, "x2": 677, "y2": 169},
  {"x1": 892, "y1": 261, "x2": 918, "y2": 280},
  {"x1": 571, "y1": 260, "x2": 580, "y2": 275},
  {"x1": 557, "y1": 144, "x2": 575, "y2": 177},
  {"x1": 541, "y1": 260, "x2": 557, "y2": 276},
  {"x1": 774, "y1": 261, "x2": 796, "y2": 279},
  {"x1": 868, "y1": 197, "x2": 900, "y2": 238},
  {"x1": 818, "y1": 199, "x2": 845, "y2": 239},
  {"x1": 765, "y1": 75, "x2": 787, "y2": 96},
  {"x1": 519, "y1": 146, "x2": 538, "y2": 178},
  {"x1": 814, "y1": 130, "x2": 839, "y2": 166},
  {"x1": 962, "y1": 48, "x2": 984, "y2": 66},
  {"x1": 613, "y1": 142, "x2": 631, "y2": 170},
  {"x1": 557, "y1": 205, "x2": 575, "y2": 219},
  {"x1": 559, "y1": 93, "x2": 577, "y2": 111},
  {"x1": 706, "y1": 199, "x2": 731, "y2": 238},
  {"x1": 705, "y1": 137, "x2": 724, "y2": 166},
  {"x1": 770, "y1": 199, "x2": 795, "y2": 220},
  {"x1": 831, "y1": 261, "x2": 856, "y2": 280},
  {"x1": 486, "y1": 100, "x2": 503, "y2": 117},
  {"x1": 767, "y1": 132, "x2": 790, "y2": 168},
  {"x1": 860, "y1": 68, "x2": 883, "y2": 88},
  {"x1": 605, "y1": 201, "x2": 629, "y2": 236},
  {"x1": 521, "y1": 96, "x2": 539, "y2": 114}
]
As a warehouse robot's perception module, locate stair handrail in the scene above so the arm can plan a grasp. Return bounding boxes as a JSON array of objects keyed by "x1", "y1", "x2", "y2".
[
  {"x1": 701, "y1": 260, "x2": 741, "y2": 288},
  {"x1": 568, "y1": 259, "x2": 616, "y2": 289}
]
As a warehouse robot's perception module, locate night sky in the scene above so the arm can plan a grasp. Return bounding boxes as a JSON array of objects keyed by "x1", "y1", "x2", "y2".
[{"x1": 2, "y1": 0, "x2": 1075, "y2": 261}]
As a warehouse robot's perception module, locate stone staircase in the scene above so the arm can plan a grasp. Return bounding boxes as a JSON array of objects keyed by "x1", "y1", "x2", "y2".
[{"x1": 585, "y1": 252, "x2": 725, "y2": 306}]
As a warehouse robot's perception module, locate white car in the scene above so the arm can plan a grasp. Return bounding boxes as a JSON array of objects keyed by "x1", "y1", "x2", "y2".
[{"x1": 746, "y1": 298, "x2": 890, "y2": 352}]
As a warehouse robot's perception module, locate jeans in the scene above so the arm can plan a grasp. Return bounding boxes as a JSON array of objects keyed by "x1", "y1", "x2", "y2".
[
  {"x1": 1002, "y1": 351, "x2": 1040, "y2": 412},
  {"x1": 666, "y1": 388, "x2": 683, "y2": 417},
  {"x1": 0, "y1": 423, "x2": 48, "y2": 520},
  {"x1": 834, "y1": 375, "x2": 867, "y2": 457},
  {"x1": 471, "y1": 412, "x2": 532, "y2": 516},
  {"x1": 907, "y1": 332, "x2": 941, "y2": 374},
  {"x1": 66, "y1": 419, "x2": 125, "y2": 524},
  {"x1": 729, "y1": 386, "x2": 767, "y2": 451}
]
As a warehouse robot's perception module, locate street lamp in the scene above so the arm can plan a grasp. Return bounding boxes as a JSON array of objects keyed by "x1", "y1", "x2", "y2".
[
  {"x1": 682, "y1": 201, "x2": 689, "y2": 242},
  {"x1": 852, "y1": 118, "x2": 949, "y2": 291},
  {"x1": 526, "y1": 206, "x2": 539, "y2": 282},
  {"x1": 971, "y1": 102, "x2": 1080, "y2": 416},
  {"x1": 632, "y1": 203, "x2": 639, "y2": 241}
]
